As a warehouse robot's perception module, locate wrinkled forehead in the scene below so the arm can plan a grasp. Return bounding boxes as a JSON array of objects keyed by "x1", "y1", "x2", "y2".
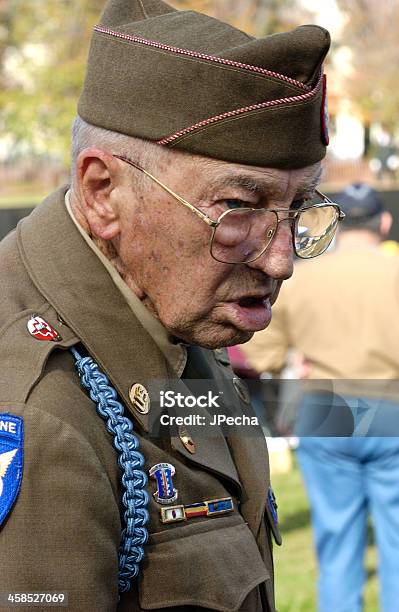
[{"x1": 176, "y1": 154, "x2": 323, "y2": 200}]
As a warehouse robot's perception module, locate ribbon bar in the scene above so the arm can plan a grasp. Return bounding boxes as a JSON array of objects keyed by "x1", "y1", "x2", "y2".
[{"x1": 160, "y1": 497, "x2": 234, "y2": 524}]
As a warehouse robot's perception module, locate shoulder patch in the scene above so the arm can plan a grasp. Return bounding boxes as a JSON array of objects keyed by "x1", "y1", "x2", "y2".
[{"x1": 0, "y1": 414, "x2": 24, "y2": 526}]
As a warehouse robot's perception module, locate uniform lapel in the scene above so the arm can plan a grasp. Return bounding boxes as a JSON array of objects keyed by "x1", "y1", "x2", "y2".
[
  {"x1": 172, "y1": 345, "x2": 242, "y2": 491},
  {"x1": 170, "y1": 431, "x2": 242, "y2": 493},
  {"x1": 187, "y1": 347, "x2": 270, "y2": 537},
  {"x1": 175, "y1": 345, "x2": 272, "y2": 519}
]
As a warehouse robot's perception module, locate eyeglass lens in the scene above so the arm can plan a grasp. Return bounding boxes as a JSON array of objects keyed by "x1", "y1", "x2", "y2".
[
  {"x1": 211, "y1": 205, "x2": 340, "y2": 264},
  {"x1": 295, "y1": 205, "x2": 339, "y2": 259}
]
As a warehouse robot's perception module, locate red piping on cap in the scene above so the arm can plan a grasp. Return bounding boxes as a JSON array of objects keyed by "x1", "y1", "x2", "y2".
[{"x1": 157, "y1": 71, "x2": 324, "y2": 146}]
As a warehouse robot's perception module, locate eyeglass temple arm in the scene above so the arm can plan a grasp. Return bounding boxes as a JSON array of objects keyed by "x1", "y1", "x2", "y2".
[
  {"x1": 113, "y1": 155, "x2": 218, "y2": 227},
  {"x1": 314, "y1": 189, "x2": 346, "y2": 220}
]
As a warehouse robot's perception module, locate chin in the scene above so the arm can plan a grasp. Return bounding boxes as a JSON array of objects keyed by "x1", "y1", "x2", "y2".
[
  {"x1": 174, "y1": 324, "x2": 254, "y2": 350},
  {"x1": 218, "y1": 329, "x2": 254, "y2": 348}
]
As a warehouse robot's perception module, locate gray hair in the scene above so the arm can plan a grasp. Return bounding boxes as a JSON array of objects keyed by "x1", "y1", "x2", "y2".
[{"x1": 70, "y1": 115, "x2": 167, "y2": 189}]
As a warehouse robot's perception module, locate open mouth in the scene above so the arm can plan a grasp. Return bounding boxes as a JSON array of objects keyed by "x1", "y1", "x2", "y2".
[
  {"x1": 223, "y1": 295, "x2": 272, "y2": 332},
  {"x1": 237, "y1": 296, "x2": 268, "y2": 308}
]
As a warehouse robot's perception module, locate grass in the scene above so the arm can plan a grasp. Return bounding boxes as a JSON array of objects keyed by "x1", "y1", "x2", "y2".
[
  {"x1": 272, "y1": 459, "x2": 379, "y2": 612},
  {"x1": 0, "y1": 180, "x2": 51, "y2": 209},
  {"x1": 0, "y1": 194, "x2": 44, "y2": 209}
]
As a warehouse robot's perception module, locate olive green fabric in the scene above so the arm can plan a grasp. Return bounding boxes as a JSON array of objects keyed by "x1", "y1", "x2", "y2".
[
  {"x1": 0, "y1": 188, "x2": 280, "y2": 611},
  {"x1": 78, "y1": 0, "x2": 331, "y2": 169}
]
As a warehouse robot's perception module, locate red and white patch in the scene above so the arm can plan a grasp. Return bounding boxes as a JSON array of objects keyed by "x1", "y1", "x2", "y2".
[
  {"x1": 27, "y1": 316, "x2": 62, "y2": 342},
  {"x1": 321, "y1": 73, "x2": 329, "y2": 146}
]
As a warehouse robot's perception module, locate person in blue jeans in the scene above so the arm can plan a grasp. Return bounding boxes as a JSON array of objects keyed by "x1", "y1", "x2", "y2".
[
  {"x1": 295, "y1": 390, "x2": 399, "y2": 612},
  {"x1": 297, "y1": 434, "x2": 399, "y2": 612}
]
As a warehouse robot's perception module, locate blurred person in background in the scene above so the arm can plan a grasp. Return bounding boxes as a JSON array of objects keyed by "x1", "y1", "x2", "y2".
[{"x1": 242, "y1": 183, "x2": 399, "y2": 612}]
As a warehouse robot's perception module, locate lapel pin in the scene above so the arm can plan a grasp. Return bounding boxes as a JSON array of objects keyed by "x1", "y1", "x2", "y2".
[
  {"x1": 27, "y1": 315, "x2": 62, "y2": 342},
  {"x1": 232, "y1": 377, "x2": 251, "y2": 404},
  {"x1": 149, "y1": 462, "x2": 178, "y2": 505},
  {"x1": 129, "y1": 383, "x2": 150, "y2": 414},
  {"x1": 178, "y1": 426, "x2": 196, "y2": 454}
]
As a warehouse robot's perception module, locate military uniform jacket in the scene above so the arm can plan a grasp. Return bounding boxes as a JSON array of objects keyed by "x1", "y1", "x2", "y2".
[{"x1": 0, "y1": 187, "x2": 279, "y2": 611}]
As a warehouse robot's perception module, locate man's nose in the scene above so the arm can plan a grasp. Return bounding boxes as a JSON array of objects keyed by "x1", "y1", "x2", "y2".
[{"x1": 246, "y1": 221, "x2": 294, "y2": 279}]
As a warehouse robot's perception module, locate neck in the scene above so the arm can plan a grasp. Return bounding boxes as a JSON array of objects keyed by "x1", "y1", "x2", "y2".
[
  {"x1": 69, "y1": 190, "x2": 91, "y2": 235},
  {"x1": 68, "y1": 189, "x2": 146, "y2": 300}
]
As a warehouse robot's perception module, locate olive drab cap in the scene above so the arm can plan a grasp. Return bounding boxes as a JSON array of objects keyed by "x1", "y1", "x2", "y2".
[{"x1": 78, "y1": 0, "x2": 331, "y2": 169}]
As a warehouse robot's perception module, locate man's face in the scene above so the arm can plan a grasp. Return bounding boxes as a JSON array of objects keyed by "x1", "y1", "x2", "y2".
[{"x1": 115, "y1": 153, "x2": 321, "y2": 348}]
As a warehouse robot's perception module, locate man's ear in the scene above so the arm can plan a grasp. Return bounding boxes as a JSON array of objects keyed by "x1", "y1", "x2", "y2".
[
  {"x1": 76, "y1": 148, "x2": 121, "y2": 240},
  {"x1": 380, "y1": 211, "x2": 392, "y2": 237}
]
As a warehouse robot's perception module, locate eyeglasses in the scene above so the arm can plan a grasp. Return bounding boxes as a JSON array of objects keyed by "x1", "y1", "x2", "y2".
[{"x1": 114, "y1": 154, "x2": 345, "y2": 264}]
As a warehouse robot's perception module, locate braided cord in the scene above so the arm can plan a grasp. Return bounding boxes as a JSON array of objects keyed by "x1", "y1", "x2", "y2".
[{"x1": 70, "y1": 347, "x2": 149, "y2": 594}]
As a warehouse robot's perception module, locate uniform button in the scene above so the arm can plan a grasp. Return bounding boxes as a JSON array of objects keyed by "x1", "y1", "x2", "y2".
[
  {"x1": 179, "y1": 426, "x2": 196, "y2": 454},
  {"x1": 232, "y1": 377, "x2": 251, "y2": 404},
  {"x1": 129, "y1": 383, "x2": 150, "y2": 414}
]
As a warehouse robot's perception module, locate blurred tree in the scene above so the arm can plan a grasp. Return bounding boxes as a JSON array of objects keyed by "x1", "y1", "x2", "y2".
[
  {"x1": 0, "y1": 0, "x2": 10, "y2": 88},
  {"x1": 0, "y1": 0, "x2": 103, "y2": 163},
  {"x1": 336, "y1": 0, "x2": 399, "y2": 134},
  {"x1": 171, "y1": 0, "x2": 301, "y2": 36}
]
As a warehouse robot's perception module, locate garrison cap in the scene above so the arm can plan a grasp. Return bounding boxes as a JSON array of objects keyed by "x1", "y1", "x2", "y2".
[{"x1": 78, "y1": 0, "x2": 331, "y2": 169}]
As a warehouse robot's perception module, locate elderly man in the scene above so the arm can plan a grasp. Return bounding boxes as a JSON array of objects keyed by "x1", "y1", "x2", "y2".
[{"x1": 0, "y1": 0, "x2": 339, "y2": 610}]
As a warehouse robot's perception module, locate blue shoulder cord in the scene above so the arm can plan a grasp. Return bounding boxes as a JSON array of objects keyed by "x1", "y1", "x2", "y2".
[{"x1": 70, "y1": 347, "x2": 149, "y2": 596}]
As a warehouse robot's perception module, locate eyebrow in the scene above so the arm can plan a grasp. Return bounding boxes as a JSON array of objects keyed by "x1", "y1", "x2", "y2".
[{"x1": 211, "y1": 165, "x2": 323, "y2": 199}]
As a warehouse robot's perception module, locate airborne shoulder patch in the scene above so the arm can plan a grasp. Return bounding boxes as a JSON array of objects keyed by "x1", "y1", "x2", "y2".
[{"x1": 0, "y1": 414, "x2": 24, "y2": 526}]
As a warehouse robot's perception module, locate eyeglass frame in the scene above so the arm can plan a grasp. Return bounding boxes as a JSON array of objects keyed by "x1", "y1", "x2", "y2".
[{"x1": 113, "y1": 154, "x2": 345, "y2": 264}]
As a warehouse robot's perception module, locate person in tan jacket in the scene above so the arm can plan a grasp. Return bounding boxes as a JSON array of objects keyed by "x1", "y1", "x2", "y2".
[{"x1": 0, "y1": 0, "x2": 341, "y2": 610}]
